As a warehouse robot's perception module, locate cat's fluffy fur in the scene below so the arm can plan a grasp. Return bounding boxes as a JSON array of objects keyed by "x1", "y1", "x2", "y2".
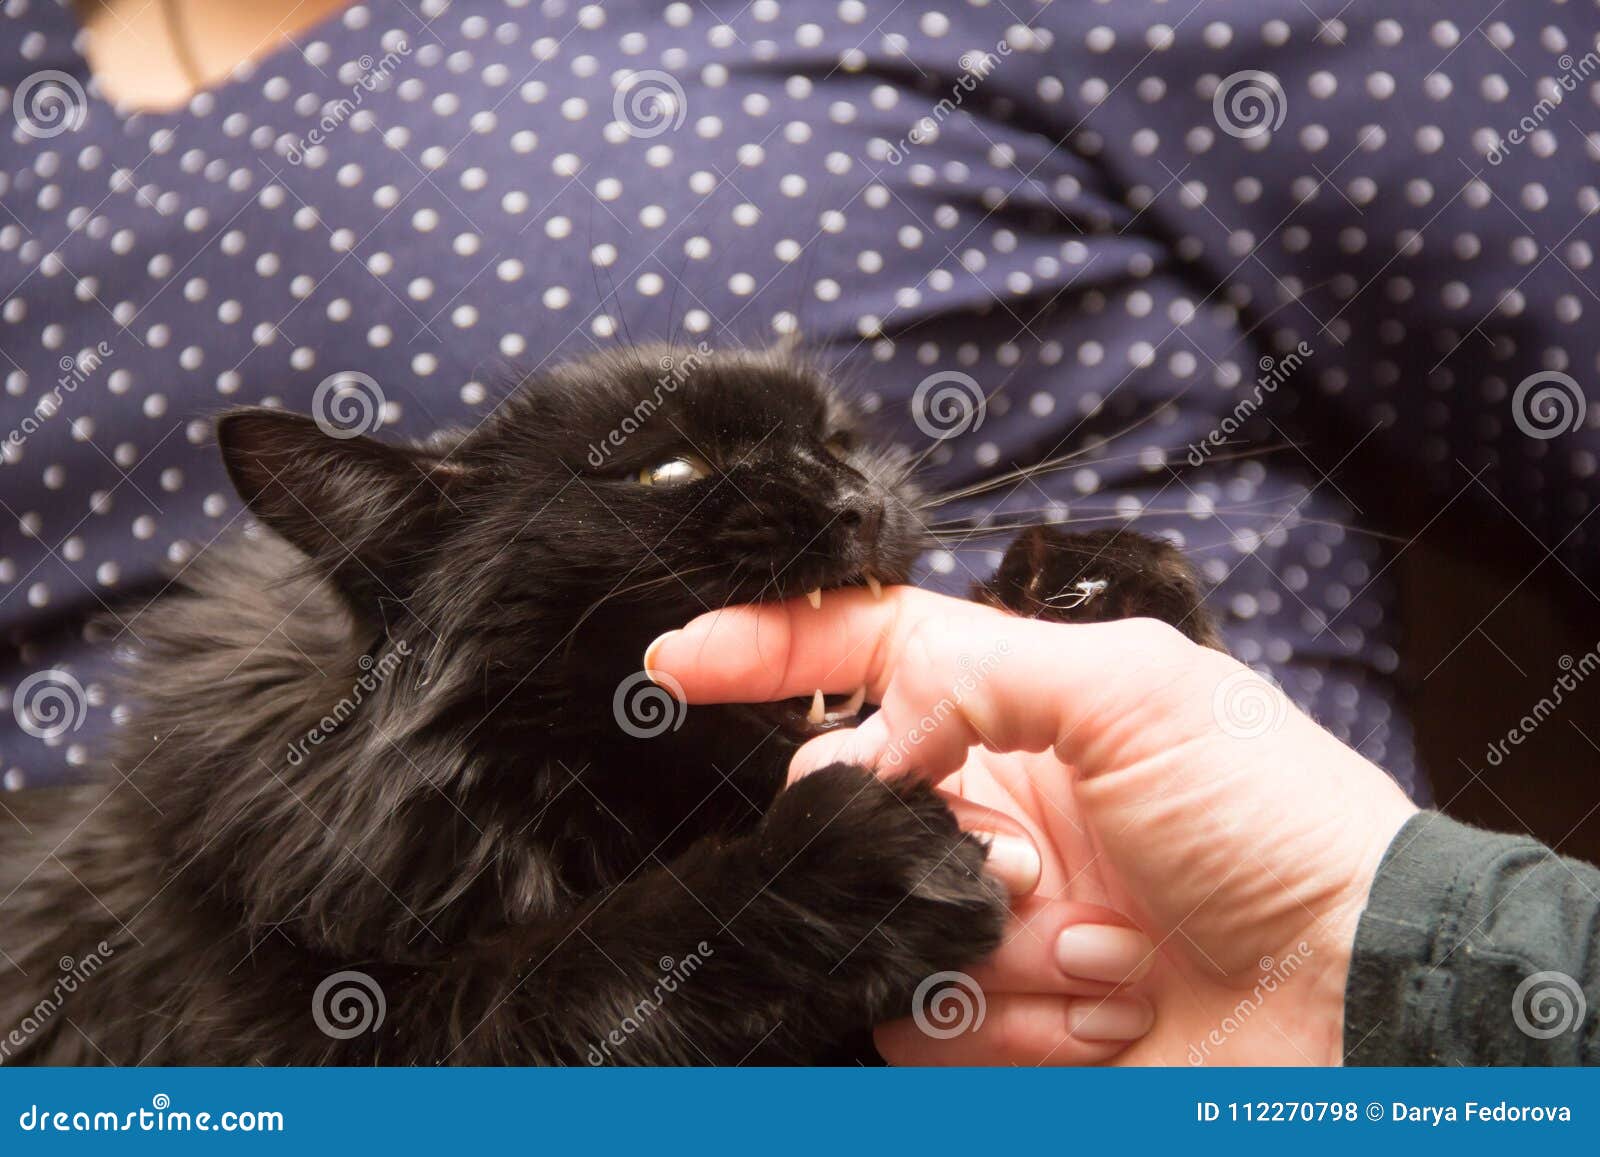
[{"x1": 0, "y1": 347, "x2": 1213, "y2": 1064}]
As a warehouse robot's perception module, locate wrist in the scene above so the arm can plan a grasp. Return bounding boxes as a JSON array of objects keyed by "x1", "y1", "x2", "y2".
[{"x1": 1304, "y1": 795, "x2": 1420, "y2": 1066}]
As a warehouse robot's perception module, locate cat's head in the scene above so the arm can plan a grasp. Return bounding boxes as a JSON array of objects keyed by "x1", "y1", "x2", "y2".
[
  {"x1": 214, "y1": 344, "x2": 927, "y2": 800},
  {"x1": 115, "y1": 346, "x2": 935, "y2": 956}
]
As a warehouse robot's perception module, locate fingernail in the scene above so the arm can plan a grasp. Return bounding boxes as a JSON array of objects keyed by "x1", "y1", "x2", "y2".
[
  {"x1": 1065, "y1": 997, "x2": 1154, "y2": 1041},
  {"x1": 1054, "y1": 924, "x2": 1156, "y2": 985},
  {"x1": 643, "y1": 630, "x2": 681, "y2": 682},
  {"x1": 977, "y1": 832, "x2": 1041, "y2": 897}
]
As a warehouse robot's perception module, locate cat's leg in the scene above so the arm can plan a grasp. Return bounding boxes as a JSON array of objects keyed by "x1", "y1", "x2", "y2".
[
  {"x1": 414, "y1": 765, "x2": 1005, "y2": 1065},
  {"x1": 974, "y1": 524, "x2": 1223, "y2": 648}
]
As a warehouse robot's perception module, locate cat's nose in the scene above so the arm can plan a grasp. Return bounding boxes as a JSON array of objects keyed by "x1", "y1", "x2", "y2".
[{"x1": 836, "y1": 493, "x2": 884, "y2": 548}]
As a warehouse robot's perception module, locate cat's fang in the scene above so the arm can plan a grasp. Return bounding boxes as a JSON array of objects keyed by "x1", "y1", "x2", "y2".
[
  {"x1": 812, "y1": 685, "x2": 868, "y2": 726},
  {"x1": 805, "y1": 588, "x2": 823, "y2": 610},
  {"x1": 865, "y1": 573, "x2": 883, "y2": 600}
]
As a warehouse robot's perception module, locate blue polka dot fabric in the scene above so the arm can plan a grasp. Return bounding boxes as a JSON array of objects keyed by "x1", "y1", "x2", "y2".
[{"x1": 5, "y1": 0, "x2": 1600, "y2": 800}]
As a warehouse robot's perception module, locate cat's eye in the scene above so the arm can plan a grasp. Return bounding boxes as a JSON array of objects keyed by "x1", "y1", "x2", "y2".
[
  {"x1": 824, "y1": 432, "x2": 855, "y2": 461},
  {"x1": 637, "y1": 455, "x2": 711, "y2": 486}
]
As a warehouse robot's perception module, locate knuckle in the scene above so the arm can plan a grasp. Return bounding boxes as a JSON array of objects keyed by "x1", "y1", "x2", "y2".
[
  {"x1": 900, "y1": 614, "x2": 962, "y2": 668},
  {"x1": 1115, "y1": 616, "x2": 1193, "y2": 655},
  {"x1": 987, "y1": 1000, "x2": 1062, "y2": 1061}
]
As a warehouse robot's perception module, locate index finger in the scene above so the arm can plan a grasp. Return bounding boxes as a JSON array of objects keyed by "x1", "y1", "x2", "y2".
[
  {"x1": 645, "y1": 587, "x2": 1208, "y2": 779},
  {"x1": 643, "y1": 585, "x2": 983, "y2": 704}
]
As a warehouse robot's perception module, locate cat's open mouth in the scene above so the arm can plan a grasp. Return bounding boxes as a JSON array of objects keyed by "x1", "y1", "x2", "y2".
[
  {"x1": 797, "y1": 571, "x2": 883, "y2": 608},
  {"x1": 742, "y1": 572, "x2": 888, "y2": 738},
  {"x1": 745, "y1": 686, "x2": 871, "y2": 740}
]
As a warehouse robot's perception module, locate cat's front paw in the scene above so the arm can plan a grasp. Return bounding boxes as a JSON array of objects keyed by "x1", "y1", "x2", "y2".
[
  {"x1": 976, "y1": 524, "x2": 1222, "y2": 648},
  {"x1": 754, "y1": 764, "x2": 1006, "y2": 1009}
]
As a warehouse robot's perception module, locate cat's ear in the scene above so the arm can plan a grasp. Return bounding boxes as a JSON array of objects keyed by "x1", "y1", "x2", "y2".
[{"x1": 215, "y1": 408, "x2": 465, "y2": 613}]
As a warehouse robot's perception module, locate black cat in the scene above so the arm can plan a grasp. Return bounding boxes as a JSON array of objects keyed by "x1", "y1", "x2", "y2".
[{"x1": 0, "y1": 346, "x2": 1215, "y2": 1064}]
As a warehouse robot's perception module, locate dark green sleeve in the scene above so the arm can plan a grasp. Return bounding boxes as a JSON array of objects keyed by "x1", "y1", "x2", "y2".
[{"x1": 1344, "y1": 811, "x2": 1600, "y2": 1065}]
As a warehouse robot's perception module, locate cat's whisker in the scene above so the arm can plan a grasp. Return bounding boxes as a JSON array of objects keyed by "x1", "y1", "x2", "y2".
[
  {"x1": 924, "y1": 490, "x2": 1295, "y2": 528},
  {"x1": 914, "y1": 393, "x2": 1196, "y2": 504},
  {"x1": 917, "y1": 439, "x2": 1299, "y2": 509},
  {"x1": 924, "y1": 511, "x2": 1407, "y2": 544}
]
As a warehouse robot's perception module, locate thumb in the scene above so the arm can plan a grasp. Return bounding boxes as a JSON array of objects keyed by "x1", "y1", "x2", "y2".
[{"x1": 789, "y1": 722, "x2": 1042, "y2": 897}]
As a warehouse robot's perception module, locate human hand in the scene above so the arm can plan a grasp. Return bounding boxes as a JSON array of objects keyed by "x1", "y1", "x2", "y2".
[{"x1": 646, "y1": 587, "x2": 1418, "y2": 1065}]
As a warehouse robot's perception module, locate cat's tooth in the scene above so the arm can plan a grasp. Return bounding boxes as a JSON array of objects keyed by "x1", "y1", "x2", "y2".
[
  {"x1": 819, "y1": 685, "x2": 868, "y2": 725},
  {"x1": 865, "y1": 573, "x2": 883, "y2": 601},
  {"x1": 805, "y1": 587, "x2": 823, "y2": 610},
  {"x1": 807, "y1": 688, "x2": 827, "y2": 726}
]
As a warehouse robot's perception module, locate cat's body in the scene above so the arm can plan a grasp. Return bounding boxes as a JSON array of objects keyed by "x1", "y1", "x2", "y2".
[{"x1": 0, "y1": 347, "x2": 1215, "y2": 1064}]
